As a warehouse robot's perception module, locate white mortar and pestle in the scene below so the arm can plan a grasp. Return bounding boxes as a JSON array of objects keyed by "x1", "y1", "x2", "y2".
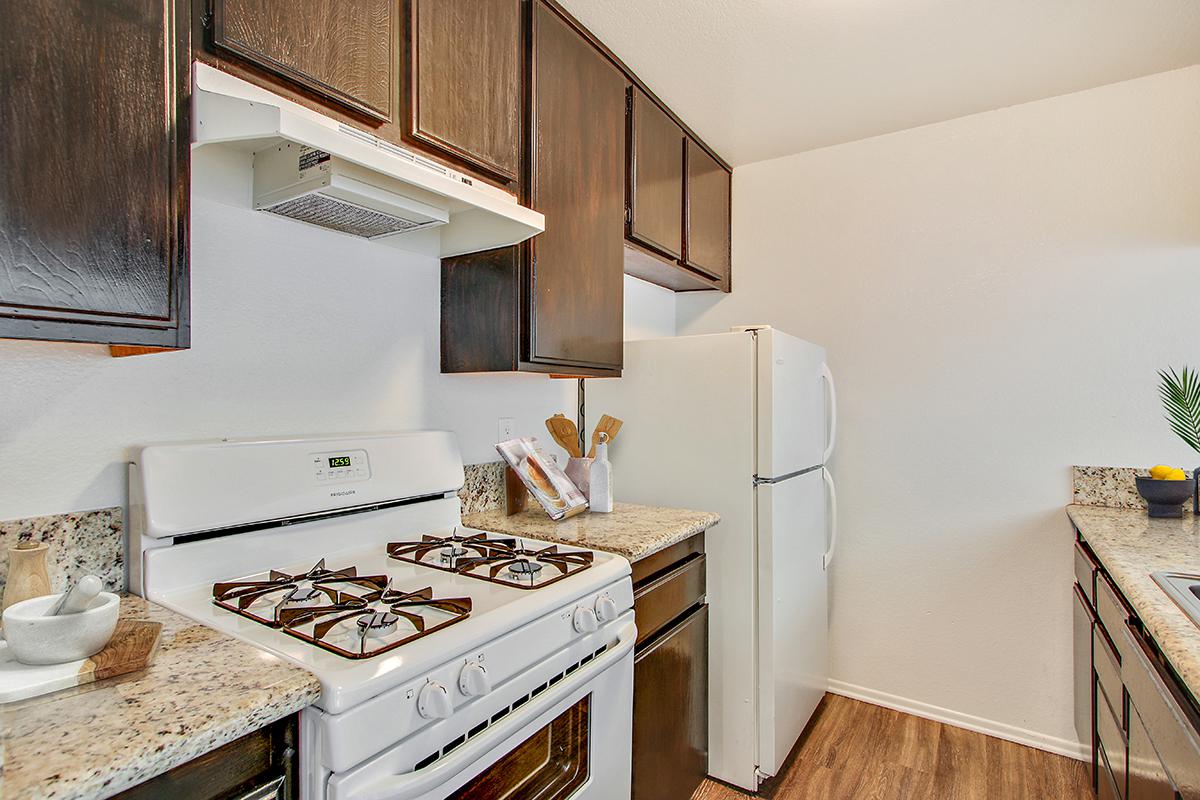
[{"x1": 2, "y1": 576, "x2": 120, "y2": 665}]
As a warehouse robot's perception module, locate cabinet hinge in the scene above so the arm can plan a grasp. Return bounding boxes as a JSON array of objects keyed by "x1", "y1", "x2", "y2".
[
  {"x1": 626, "y1": 91, "x2": 632, "y2": 115},
  {"x1": 201, "y1": 0, "x2": 214, "y2": 29},
  {"x1": 625, "y1": 206, "x2": 632, "y2": 224}
]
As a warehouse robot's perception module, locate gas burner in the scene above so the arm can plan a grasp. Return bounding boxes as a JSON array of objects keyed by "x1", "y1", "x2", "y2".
[
  {"x1": 212, "y1": 565, "x2": 473, "y2": 659},
  {"x1": 282, "y1": 585, "x2": 324, "y2": 607},
  {"x1": 455, "y1": 542, "x2": 594, "y2": 590},
  {"x1": 507, "y1": 560, "x2": 543, "y2": 577},
  {"x1": 438, "y1": 545, "x2": 468, "y2": 564},
  {"x1": 356, "y1": 611, "x2": 399, "y2": 638},
  {"x1": 388, "y1": 529, "x2": 516, "y2": 573}
]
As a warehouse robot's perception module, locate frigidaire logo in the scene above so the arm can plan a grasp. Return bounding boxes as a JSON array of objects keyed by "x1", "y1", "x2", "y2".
[{"x1": 330, "y1": 490, "x2": 357, "y2": 498}]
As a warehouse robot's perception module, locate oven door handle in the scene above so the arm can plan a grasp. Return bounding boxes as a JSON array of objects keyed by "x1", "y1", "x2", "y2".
[{"x1": 338, "y1": 620, "x2": 637, "y2": 800}]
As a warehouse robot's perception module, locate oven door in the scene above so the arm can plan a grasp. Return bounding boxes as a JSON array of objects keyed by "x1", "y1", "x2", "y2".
[{"x1": 326, "y1": 619, "x2": 635, "y2": 800}]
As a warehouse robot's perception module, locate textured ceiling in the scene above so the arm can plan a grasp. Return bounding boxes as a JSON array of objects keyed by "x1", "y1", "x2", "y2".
[{"x1": 558, "y1": 0, "x2": 1200, "y2": 166}]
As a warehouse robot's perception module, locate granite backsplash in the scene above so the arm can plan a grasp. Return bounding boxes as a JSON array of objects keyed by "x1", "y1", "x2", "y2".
[
  {"x1": 459, "y1": 461, "x2": 506, "y2": 514},
  {"x1": 0, "y1": 508, "x2": 125, "y2": 598},
  {"x1": 1073, "y1": 465, "x2": 1195, "y2": 513}
]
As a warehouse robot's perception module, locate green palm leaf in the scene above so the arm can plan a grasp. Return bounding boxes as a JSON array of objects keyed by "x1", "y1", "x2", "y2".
[{"x1": 1159, "y1": 366, "x2": 1200, "y2": 455}]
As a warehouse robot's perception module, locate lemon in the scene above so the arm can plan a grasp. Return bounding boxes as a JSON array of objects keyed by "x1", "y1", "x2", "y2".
[
  {"x1": 1150, "y1": 465, "x2": 1175, "y2": 480},
  {"x1": 1167, "y1": 468, "x2": 1189, "y2": 481}
]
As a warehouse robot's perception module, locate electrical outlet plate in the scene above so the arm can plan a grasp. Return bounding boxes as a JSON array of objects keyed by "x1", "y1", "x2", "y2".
[{"x1": 497, "y1": 417, "x2": 516, "y2": 442}]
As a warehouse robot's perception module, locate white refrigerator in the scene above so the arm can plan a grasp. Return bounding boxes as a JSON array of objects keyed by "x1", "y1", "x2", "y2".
[{"x1": 588, "y1": 325, "x2": 837, "y2": 791}]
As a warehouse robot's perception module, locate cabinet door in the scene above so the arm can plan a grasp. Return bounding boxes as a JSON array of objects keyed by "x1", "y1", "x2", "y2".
[
  {"x1": 1074, "y1": 584, "x2": 1097, "y2": 781},
  {"x1": 683, "y1": 138, "x2": 731, "y2": 285},
  {"x1": 0, "y1": 0, "x2": 189, "y2": 348},
  {"x1": 627, "y1": 87, "x2": 683, "y2": 259},
  {"x1": 633, "y1": 604, "x2": 708, "y2": 800},
  {"x1": 528, "y1": 2, "x2": 624, "y2": 370},
  {"x1": 212, "y1": 0, "x2": 396, "y2": 122},
  {"x1": 408, "y1": 0, "x2": 522, "y2": 182},
  {"x1": 1128, "y1": 703, "x2": 1178, "y2": 800}
]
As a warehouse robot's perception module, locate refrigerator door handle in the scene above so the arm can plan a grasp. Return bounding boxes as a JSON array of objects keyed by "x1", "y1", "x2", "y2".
[
  {"x1": 822, "y1": 467, "x2": 838, "y2": 570},
  {"x1": 821, "y1": 364, "x2": 837, "y2": 464}
]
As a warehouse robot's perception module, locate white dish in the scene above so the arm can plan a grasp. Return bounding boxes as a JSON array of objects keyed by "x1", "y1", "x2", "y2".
[{"x1": 3, "y1": 592, "x2": 120, "y2": 665}]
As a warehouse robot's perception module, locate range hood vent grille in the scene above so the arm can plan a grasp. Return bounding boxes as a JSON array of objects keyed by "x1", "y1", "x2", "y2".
[{"x1": 259, "y1": 192, "x2": 430, "y2": 239}]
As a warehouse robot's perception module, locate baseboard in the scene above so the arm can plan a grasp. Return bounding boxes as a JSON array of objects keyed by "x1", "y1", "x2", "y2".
[{"x1": 826, "y1": 679, "x2": 1089, "y2": 761}]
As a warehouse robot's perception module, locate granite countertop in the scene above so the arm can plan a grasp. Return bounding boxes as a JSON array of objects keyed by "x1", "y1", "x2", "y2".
[
  {"x1": 1, "y1": 595, "x2": 321, "y2": 800},
  {"x1": 1067, "y1": 504, "x2": 1200, "y2": 703},
  {"x1": 464, "y1": 502, "x2": 720, "y2": 562}
]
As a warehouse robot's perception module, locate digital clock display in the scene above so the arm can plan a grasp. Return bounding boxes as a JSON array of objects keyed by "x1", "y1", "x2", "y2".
[{"x1": 328, "y1": 456, "x2": 352, "y2": 468}]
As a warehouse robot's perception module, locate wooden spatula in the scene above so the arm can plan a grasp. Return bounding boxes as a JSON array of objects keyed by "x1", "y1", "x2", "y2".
[
  {"x1": 545, "y1": 414, "x2": 582, "y2": 458},
  {"x1": 588, "y1": 414, "x2": 623, "y2": 458}
]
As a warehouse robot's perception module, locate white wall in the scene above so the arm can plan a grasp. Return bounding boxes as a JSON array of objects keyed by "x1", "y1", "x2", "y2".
[
  {"x1": 0, "y1": 146, "x2": 579, "y2": 521},
  {"x1": 623, "y1": 274, "x2": 676, "y2": 340},
  {"x1": 678, "y1": 66, "x2": 1200, "y2": 754}
]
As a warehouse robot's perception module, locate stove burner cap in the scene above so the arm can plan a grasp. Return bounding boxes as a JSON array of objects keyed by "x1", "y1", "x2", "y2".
[
  {"x1": 284, "y1": 586, "x2": 323, "y2": 607},
  {"x1": 508, "y1": 560, "x2": 543, "y2": 578},
  {"x1": 357, "y1": 612, "x2": 399, "y2": 638},
  {"x1": 439, "y1": 545, "x2": 468, "y2": 563}
]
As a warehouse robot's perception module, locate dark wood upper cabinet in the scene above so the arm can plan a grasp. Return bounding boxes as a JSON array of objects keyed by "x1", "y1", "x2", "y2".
[
  {"x1": 683, "y1": 138, "x2": 731, "y2": 286},
  {"x1": 528, "y1": 0, "x2": 625, "y2": 370},
  {"x1": 441, "y1": 1, "x2": 625, "y2": 376},
  {"x1": 627, "y1": 87, "x2": 683, "y2": 259},
  {"x1": 0, "y1": 0, "x2": 190, "y2": 348},
  {"x1": 212, "y1": 0, "x2": 397, "y2": 123},
  {"x1": 407, "y1": 0, "x2": 522, "y2": 182}
]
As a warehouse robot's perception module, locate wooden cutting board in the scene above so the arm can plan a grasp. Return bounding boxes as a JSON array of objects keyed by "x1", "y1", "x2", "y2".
[{"x1": 0, "y1": 619, "x2": 162, "y2": 703}]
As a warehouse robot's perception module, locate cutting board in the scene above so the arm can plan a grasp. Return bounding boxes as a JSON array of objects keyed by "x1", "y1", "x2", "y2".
[{"x1": 0, "y1": 619, "x2": 162, "y2": 704}]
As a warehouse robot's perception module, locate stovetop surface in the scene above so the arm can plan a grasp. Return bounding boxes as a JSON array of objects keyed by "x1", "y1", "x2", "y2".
[{"x1": 147, "y1": 517, "x2": 629, "y2": 714}]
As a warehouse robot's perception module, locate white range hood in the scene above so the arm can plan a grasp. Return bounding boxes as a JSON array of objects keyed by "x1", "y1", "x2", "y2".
[{"x1": 191, "y1": 63, "x2": 544, "y2": 257}]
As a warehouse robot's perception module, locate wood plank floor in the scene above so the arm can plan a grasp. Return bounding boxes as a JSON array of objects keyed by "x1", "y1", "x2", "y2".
[{"x1": 692, "y1": 695, "x2": 1093, "y2": 800}]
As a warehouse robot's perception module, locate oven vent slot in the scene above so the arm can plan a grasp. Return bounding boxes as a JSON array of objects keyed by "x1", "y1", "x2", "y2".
[{"x1": 410, "y1": 643, "x2": 611, "y2": 774}]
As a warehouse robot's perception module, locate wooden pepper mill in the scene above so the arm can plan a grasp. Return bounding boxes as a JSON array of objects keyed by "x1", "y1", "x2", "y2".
[{"x1": 3, "y1": 540, "x2": 52, "y2": 612}]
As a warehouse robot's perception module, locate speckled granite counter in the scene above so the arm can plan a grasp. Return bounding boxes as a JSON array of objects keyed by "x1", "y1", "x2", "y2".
[
  {"x1": 1067, "y1": 504, "x2": 1200, "y2": 704},
  {"x1": 1, "y1": 595, "x2": 320, "y2": 800},
  {"x1": 464, "y1": 502, "x2": 720, "y2": 562}
]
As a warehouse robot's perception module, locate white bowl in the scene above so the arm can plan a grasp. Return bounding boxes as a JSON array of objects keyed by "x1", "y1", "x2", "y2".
[{"x1": 2, "y1": 592, "x2": 120, "y2": 665}]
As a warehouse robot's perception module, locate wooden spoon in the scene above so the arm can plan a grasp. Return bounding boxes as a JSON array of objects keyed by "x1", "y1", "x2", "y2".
[
  {"x1": 588, "y1": 414, "x2": 623, "y2": 458},
  {"x1": 545, "y1": 414, "x2": 582, "y2": 458}
]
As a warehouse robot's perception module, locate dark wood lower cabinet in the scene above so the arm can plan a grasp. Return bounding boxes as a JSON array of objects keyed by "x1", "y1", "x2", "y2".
[
  {"x1": 631, "y1": 535, "x2": 709, "y2": 800},
  {"x1": 111, "y1": 713, "x2": 298, "y2": 800},
  {"x1": 1073, "y1": 530, "x2": 1200, "y2": 800}
]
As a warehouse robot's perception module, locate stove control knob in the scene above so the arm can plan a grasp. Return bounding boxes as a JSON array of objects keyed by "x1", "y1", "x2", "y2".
[
  {"x1": 594, "y1": 593, "x2": 619, "y2": 622},
  {"x1": 458, "y1": 661, "x2": 492, "y2": 697},
  {"x1": 572, "y1": 605, "x2": 599, "y2": 634},
  {"x1": 417, "y1": 681, "x2": 453, "y2": 720}
]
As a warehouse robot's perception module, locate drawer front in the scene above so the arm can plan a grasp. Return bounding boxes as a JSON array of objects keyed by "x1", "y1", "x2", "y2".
[
  {"x1": 1120, "y1": 623, "x2": 1200, "y2": 799},
  {"x1": 1075, "y1": 541, "x2": 1097, "y2": 606},
  {"x1": 1095, "y1": 625, "x2": 1124, "y2": 726},
  {"x1": 633, "y1": 554, "x2": 705, "y2": 646},
  {"x1": 1097, "y1": 575, "x2": 1132, "y2": 661},
  {"x1": 1128, "y1": 702, "x2": 1179, "y2": 800},
  {"x1": 1097, "y1": 685, "x2": 1128, "y2": 799},
  {"x1": 1099, "y1": 745, "x2": 1122, "y2": 800},
  {"x1": 1074, "y1": 585, "x2": 1096, "y2": 751}
]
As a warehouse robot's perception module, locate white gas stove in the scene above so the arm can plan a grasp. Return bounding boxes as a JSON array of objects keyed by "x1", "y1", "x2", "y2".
[{"x1": 128, "y1": 432, "x2": 635, "y2": 800}]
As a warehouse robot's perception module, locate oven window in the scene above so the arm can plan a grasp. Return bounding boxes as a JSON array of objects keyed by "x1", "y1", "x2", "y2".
[{"x1": 450, "y1": 695, "x2": 590, "y2": 800}]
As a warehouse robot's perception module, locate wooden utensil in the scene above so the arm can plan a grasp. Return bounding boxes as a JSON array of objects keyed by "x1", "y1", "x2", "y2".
[
  {"x1": 587, "y1": 415, "x2": 623, "y2": 458},
  {"x1": 3, "y1": 542, "x2": 51, "y2": 613},
  {"x1": 545, "y1": 414, "x2": 582, "y2": 458}
]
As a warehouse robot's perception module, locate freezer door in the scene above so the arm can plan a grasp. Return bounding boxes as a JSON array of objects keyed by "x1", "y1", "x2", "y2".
[
  {"x1": 756, "y1": 329, "x2": 828, "y2": 479},
  {"x1": 756, "y1": 469, "x2": 828, "y2": 778}
]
